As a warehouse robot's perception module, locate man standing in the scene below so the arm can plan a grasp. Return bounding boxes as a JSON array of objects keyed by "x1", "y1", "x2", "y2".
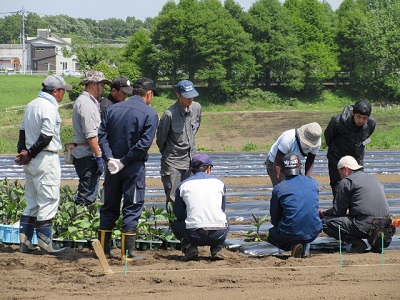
[
  {"x1": 72, "y1": 71, "x2": 110, "y2": 206},
  {"x1": 98, "y1": 78, "x2": 159, "y2": 261},
  {"x1": 15, "y1": 75, "x2": 72, "y2": 255},
  {"x1": 324, "y1": 100, "x2": 376, "y2": 196},
  {"x1": 319, "y1": 156, "x2": 392, "y2": 253},
  {"x1": 267, "y1": 153, "x2": 322, "y2": 258},
  {"x1": 100, "y1": 76, "x2": 133, "y2": 118},
  {"x1": 156, "y1": 80, "x2": 202, "y2": 210},
  {"x1": 172, "y1": 154, "x2": 229, "y2": 261},
  {"x1": 266, "y1": 122, "x2": 322, "y2": 186}
]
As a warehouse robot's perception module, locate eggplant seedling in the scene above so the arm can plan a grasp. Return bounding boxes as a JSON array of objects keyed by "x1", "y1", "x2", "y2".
[{"x1": 245, "y1": 213, "x2": 269, "y2": 242}]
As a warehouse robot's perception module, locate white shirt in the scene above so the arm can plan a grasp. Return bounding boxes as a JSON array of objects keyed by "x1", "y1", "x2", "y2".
[
  {"x1": 268, "y1": 129, "x2": 320, "y2": 162},
  {"x1": 20, "y1": 91, "x2": 62, "y2": 152}
]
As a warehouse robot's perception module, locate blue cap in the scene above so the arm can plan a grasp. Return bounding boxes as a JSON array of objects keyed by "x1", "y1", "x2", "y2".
[{"x1": 176, "y1": 80, "x2": 199, "y2": 98}]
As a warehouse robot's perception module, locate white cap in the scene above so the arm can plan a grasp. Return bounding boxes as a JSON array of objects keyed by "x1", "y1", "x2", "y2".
[{"x1": 337, "y1": 156, "x2": 363, "y2": 170}]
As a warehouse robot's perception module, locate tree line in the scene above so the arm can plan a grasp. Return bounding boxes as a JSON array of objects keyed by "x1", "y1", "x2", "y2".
[{"x1": 1, "y1": 0, "x2": 399, "y2": 102}]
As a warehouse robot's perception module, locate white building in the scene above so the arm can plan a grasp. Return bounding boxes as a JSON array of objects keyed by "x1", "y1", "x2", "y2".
[{"x1": 0, "y1": 29, "x2": 78, "y2": 74}]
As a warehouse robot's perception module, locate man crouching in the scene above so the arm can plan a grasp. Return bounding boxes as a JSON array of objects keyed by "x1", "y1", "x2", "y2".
[{"x1": 171, "y1": 154, "x2": 229, "y2": 261}]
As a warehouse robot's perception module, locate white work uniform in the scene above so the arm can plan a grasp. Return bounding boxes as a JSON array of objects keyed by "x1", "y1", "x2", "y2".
[{"x1": 20, "y1": 91, "x2": 62, "y2": 221}]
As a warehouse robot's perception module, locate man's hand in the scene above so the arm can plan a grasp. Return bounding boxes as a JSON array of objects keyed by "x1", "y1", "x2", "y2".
[
  {"x1": 107, "y1": 158, "x2": 124, "y2": 175},
  {"x1": 15, "y1": 150, "x2": 31, "y2": 165},
  {"x1": 318, "y1": 209, "x2": 325, "y2": 219},
  {"x1": 94, "y1": 157, "x2": 104, "y2": 175}
]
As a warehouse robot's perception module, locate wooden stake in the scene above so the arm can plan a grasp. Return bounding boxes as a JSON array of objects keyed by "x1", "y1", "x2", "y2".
[{"x1": 92, "y1": 239, "x2": 114, "y2": 275}]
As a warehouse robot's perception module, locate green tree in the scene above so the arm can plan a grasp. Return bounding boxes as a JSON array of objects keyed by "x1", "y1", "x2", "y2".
[
  {"x1": 151, "y1": 0, "x2": 184, "y2": 85},
  {"x1": 247, "y1": 0, "x2": 304, "y2": 91},
  {"x1": 194, "y1": 0, "x2": 256, "y2": 99},
  {"x1": 352, "y1": 0, "x2": 400, "y2": 100},
  {"x1": 43, "y1": 15, "x2": 94, "y2": 40},
  {"x1": 122, "y1": 29, "x2": 158, "y2": 80},
  {"x1": 1, "y1": 14, "x2": 22, "y2": 44},
  {"x1": 152, "y1": 0, "x2": 256, "y2": 100},
  {"x1": 335, "y1": 0, "x2": 365, "y2": 84},
  {"x1": 285, "y1": 0, "x2": 339, "y2": 91},
  {"x1": 71, "y1": 38, "x2": 115, "y2": 70}
]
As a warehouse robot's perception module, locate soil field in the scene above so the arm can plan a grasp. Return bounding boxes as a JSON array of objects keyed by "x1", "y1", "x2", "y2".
[
  {"x1": 2, "y1": 111, "x2": 400, "y2": 300},
  {"x1": 3, "y1": 179, "x2": 399, "y2": 300}
]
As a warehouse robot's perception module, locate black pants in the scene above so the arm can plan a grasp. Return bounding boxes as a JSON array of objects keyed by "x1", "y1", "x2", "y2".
[
  {"x1": 328, "y1": 161, "x2": 341, "y2": 198},
  {"x1": 322, "y1": 216, "x2": 369, "y2": 246}
]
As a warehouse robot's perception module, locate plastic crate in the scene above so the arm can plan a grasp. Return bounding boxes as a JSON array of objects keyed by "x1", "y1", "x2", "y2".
[
  {"x1": 0, "y1": 225, "x2": 38, "y2": 244},
  {"x1": 161, "y1": 238, "x2": 182, "y2": 250},
  {"x1": 135, "y1": 239, "x2": 163, "y2": 251}
]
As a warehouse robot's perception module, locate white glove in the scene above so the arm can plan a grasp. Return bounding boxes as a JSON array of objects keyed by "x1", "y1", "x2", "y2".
[{"x1": 107, "y1": 158, "x2": 125, "y2": 175}]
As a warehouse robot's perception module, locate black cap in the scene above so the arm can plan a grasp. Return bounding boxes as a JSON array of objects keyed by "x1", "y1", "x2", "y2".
[
  {"x1": 281, "y1": 153, "x2": 300, "y2": 177},
  {"x1": 111, "y1": 76, "x2": 133, "y2": 96},
  {"x1": 132, "y1": 77, "x2": 158, "y2": 96}
]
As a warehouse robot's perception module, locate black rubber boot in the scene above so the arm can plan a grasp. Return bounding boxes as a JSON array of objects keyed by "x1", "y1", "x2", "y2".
[
  {"x1": 121, "y1": 232, "x2": 144, "y2": 262},
  {"x1": 36, "y1": 219, "x2": 70, "y2": 255},
  {"x1": 180, "y1": 239, "x2": 199, "y2": 261},
  {"x1": 19, "y1": 215, "x2": 37, "y2": 253},
  {"x1": 98, "y1": 229, "x2": 114, "y2": 258}
]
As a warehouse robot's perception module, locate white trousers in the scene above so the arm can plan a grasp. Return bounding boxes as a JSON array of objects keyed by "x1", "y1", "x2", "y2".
[{"x1": 23, "y1": 151, "x2": 61, "y2": 221}]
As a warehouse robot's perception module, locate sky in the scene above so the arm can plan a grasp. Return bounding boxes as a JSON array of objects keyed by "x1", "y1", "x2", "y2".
[{"x1": 1, "y1": 0, "x2": 343, "y2": 21}]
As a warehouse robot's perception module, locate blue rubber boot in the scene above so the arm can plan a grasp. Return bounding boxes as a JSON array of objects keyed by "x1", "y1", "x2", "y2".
[
  {"x1": 19, "y1": 215, "x2": 37, "y2": 253},
  {"x1": 36, "y1": 219, "x2": 70, "y2": 255}
]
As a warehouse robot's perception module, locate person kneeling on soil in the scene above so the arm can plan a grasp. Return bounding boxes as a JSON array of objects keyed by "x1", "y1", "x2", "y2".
[
  {"x1": 171, "y1": 154, "x2": 229, "y2": 261},
  {"x1": 267, "y1": 153, "x2": 322, "y2": 258},
  {"x1": 318, "y1": 156, "x2": 394, "y2": 253}
]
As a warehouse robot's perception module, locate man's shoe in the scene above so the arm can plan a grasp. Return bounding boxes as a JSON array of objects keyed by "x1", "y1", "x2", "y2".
[
  {"x1": 181, "y1": 245, "x2": 199, "y2": 262},
  {"x1": 210, "y1": 245, "x2": 224, "y2": 258},
  {"x1": 348, "y1": 241, "x2": 368, "y2": 253},
  {"x1": 291, "y1": 243, "x2": 303, "y2": 258},
  {"x1": 370, "y1": 245, "x2": 382, "y2": 253},
  {"x1": 302, "y1": 243, "x2": 311, "y2": 258}
]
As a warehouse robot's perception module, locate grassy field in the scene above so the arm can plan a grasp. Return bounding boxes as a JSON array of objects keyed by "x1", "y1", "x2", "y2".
[{"x1": 1, "y1": 75, "x2": 399, "y2": 154}]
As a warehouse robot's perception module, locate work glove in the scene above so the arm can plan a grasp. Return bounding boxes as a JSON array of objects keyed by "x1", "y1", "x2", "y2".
[
  {"x1": 107, "y1": 158, "x2": 125, "y2": 175},
  {"x1": 318, "y1": 209, "x2": 325, "y2": 219},
  {"x1": 392, "y1": 219, "x2": 400, "y2": 228},
  {"x1": 15, "y1": 150, "x2": 31, "y2": 165},
  {"x1": 94, "y1": 156, "x2": 104, "y2": 175}
]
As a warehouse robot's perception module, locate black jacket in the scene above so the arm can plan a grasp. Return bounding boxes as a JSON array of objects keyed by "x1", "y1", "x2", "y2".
[{"x1": 324, "y1": 105, "x2": 376, "y2": 166}]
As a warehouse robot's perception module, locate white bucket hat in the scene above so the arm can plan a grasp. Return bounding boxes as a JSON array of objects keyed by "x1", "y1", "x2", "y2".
[{"x1": 297, "y1": 122, "x2": 322, "y2": 148}]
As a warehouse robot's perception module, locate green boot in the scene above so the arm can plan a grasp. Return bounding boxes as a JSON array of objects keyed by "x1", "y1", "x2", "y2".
[
  {"x1": 98, "y1": 229, "x2": 114, "y2": 259},
  {"x1": 19, "y1": 215, "x2": 37, "y2": 253},
  {"x1": 121, "y1": 232, "x2": 144, "y2": 262},
  {"x1": 36, "y1": 219, "x2": 70, "y2": 255}
]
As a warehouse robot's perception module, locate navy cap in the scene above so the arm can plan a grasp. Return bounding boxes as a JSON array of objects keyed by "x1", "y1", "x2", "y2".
[
  {"x1": 191, "y1": 154, "x2": 212, "y2": 167},
  {"x1": 176, "y1": 80, "x2": 199, "y2": 98}
]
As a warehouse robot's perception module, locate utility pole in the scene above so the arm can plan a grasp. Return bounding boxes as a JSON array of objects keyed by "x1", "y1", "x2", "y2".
[{"x1": 21, "y1": 7, "x2": 27, "y2": 74}]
